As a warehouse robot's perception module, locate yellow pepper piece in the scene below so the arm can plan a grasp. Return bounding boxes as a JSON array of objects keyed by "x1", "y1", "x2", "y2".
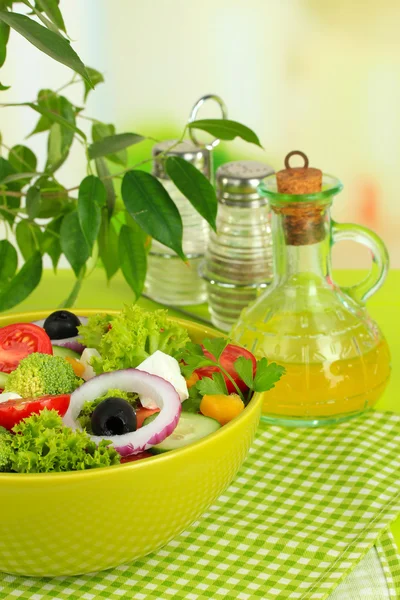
[
  {"x1": 200, "y1": 393, "x2": 245, "y2": 426},
  {"x1": 65, "y1": 356, "x2": 85, "y2": 378},
  {"x1": 185, "y1": 372, "x2": 199, "y2": 388}
]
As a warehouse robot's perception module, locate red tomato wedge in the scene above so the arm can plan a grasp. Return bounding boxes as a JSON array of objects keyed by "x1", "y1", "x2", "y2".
[
  {"x1": 136, "y1": 407, "x2": 159, "y2": 429},
  {"x1": 121, "y1": 451, "x2": 153, "y2": 463},
  {"x1": 0, "y1": 394, "x2": 70, "y2": 430},
  {"x1": 0, "y1": 323, "x2": 53, "y2": 374},
  {"x1": 195, "y1": 344, "x2": 257, "y2": 394}
]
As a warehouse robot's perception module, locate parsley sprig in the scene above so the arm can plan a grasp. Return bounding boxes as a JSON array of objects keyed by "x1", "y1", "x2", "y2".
[{"x1": 179, "y1": 338, "x2": 286, "y2": 409}]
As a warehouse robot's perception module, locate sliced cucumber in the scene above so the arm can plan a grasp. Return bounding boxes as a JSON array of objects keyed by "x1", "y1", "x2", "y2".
[
  {"x1": 144, "y1": 411, "x2": 221, "y2": 454},
  {"x1": 52, "y1": 345, "x2": 81, "y2": 359}
]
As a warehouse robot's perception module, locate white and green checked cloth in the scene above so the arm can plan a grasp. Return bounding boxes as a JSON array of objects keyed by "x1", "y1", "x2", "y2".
[{"x1": 1, "y1": 411, "x2": 399, "y2": 600}]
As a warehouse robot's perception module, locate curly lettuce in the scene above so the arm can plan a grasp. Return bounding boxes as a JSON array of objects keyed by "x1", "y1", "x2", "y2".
[
  {"x1": 78, "y1": 313, "x2": 113, "y2": 350},
  {"x1": 80, "y1": 304, "x2": 190, "y2": 375},
  {"x1": 0, "y1": 427, "x2": 12, "y2": 472},
  {"x1": 8, "y1": 409, "x2": 120, "y2": 473}
]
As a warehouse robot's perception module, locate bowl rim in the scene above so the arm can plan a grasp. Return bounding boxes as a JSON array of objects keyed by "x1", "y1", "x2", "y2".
[{"x1": 0, "y1": 308, "x2": 263, "y2": 483}]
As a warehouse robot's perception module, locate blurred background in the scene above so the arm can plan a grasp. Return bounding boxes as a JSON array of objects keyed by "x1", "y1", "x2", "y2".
[{"x1": 1, "y1": 0, "x2": 400, "y2": 268}]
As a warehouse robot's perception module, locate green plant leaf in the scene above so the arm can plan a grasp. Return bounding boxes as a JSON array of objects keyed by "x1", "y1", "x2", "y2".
[
  {"x1": 234, "y1": 356, "x2": 254, "y2": 389},
  {"x1": 8, "y1": 144, "x2": 37, "y2": 185},
  {"x1": 0, "y1": 171, "x2": 37, "y2": 184},
  {"x1": 165, "y1": 156, "x2": 217, "y2": 231},
  {"x1": 26, "y1": 185, "x2": 41, "y2": 218},
  {"x1": 0, "y1": 252, "x2": 42, "y2": 311},
  {"x1": 83, "y1": 67, "x2": 104, "y2": 101},
  {"x1": 16, "y1": 219, "x2": 43, "y2": 260},
  {"x1": 202, "y1": 338, "x2": 228, "y2": 362},
  {"x1": 27, "y1": 101, "x2": 85, "y2": 139},
  {"x1": 35, "y1": 0, "x2": 66, "y2": 32},
  {"x1": 92, "y1": 122, "x2": 127, "y2": 166},
  {"x1": 60, "y1": 210, "x2": 89, "y2": 277},
  {"x1": 98, "y1": 210, "x2": 119, "y2": 281},
  {"x1": 0, "y1": 12, "x2": 92, "y2": 85},
  {"x1": 0, "y1": 251, "x2": 42, "y2": 312},
  {"x1": 253, "y1": 357, "x2": 286, "y2": 393},
  {"x1": 188, "y1": 118, "x2": 263, "y2": 148},
  {"x1": 44, "y1": 95, "x2": 75, "y2": 172},
  {"x1": 121, "y1": 170, "x2": 185, "y2": 260},
  {"x1": 0, "y1": 239, "x2": 18, "y2": 283},
  {"x1": 196, "y1": 372, "x2": 228, "y2": 396},
  {"x1": 0, "y1": 156, "x2": 20, "y2": 224},
  {"x1": 0, "y1": 82, "x2": 10, "y2": 91},
  {"x1": 0, "y1": 21, "x2": 9, "y2": 68},
  {"x1": 42, "y1": 215, "x2": 62, "y2": 271},
  {"x1": 118, "y1": 223, "x2": 147, "y2": 300},
  {"x1": 29, "y1": 88, "x2": 58, "y2": 135},
  {"x1": 77, "y1": 175, "x2": 105, "y2": 250},
  {"x1": 89, "y1": 133, "x2": 144, "y2": 160},
  {"x1": 35, "y1": 176, "x2": 69, "y2": 218},
  {"x1": 94, "y1": 157, "x2": 115, "y2": 217}
]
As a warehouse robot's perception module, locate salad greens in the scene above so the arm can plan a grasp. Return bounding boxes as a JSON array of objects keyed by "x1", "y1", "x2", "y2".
[
  {"x1": 180, "y1": 338, "x2": 286, "y2": 405},
  {"x1": 77, "y1": 388, "x2": 139, "y2": 433},
  {"x1": 79, "y1": 305, "x2": 190, "y2": 374},
  {"x1": 78, "y1": 313, "x2": 113, "y2": 349},
  {"x1": 0, "y1": 409, "x2": 120, "y2": 473},
  {"x1": 5, "y1": 353, "x2": 83, "y2": 398}
]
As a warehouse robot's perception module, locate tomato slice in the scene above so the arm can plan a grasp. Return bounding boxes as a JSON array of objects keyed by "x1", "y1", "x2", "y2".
[
  {"x1": 0, "y1": 323, "x2": 53, "y2": 374},
  {"x1": 195, "y1": 344, "x2": 257, "y2": 394},
  {"x1": 121, "y1": 451, "x2": 153, "y2": 463},
  {"x1": 0, "y1": 394, "x2": 70, "y2": 430},
  {"x1": 136, "y1": 407, "x2": 159, "y2": 429}
]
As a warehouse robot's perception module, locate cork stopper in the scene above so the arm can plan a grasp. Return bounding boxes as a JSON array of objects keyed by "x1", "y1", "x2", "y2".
[
  {"x1": 276, "y1": 151, "x2": 322, "y2": 195},
  {"x1": 274, "y1": 151, "x2": 326, "y2": 246}
]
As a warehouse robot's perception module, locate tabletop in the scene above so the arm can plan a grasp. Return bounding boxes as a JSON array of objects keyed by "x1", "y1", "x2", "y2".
[{"x1": 4, "y1": 267, "x2": 400, "y2": 549}]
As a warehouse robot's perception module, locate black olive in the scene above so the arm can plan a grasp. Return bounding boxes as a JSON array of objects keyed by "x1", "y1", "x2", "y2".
[
  {"x1": 91, "y1": 397, "x2": 137, "y2": 437},
  {"x1": 43, "y1": 310, "x2": 81, "y2": 340}
]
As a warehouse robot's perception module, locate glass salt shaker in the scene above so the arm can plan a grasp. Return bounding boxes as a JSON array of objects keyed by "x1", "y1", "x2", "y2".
[
  {"x1": 145, "y1": 95, "x2": 227, "y2": 306},
  {"x1": 200, "y1": 160, "x2": 275, "y2": 331}
]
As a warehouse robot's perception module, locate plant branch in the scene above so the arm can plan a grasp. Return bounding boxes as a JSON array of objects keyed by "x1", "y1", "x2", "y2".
[{"x1": 59, "y1": 268, "x2": 85, "y2": 308}]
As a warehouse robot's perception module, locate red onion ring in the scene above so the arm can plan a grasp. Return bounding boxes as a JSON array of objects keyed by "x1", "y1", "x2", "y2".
[{"x1": 63, "y1": 369, "x2": 182, "y2": 456}]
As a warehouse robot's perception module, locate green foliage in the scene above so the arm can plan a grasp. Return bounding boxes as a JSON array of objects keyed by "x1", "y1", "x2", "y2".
[
  {"x1": 119, "y1": 223, "x2": 147, "y2": 300},
  {"x1": 122, "y1": 170, "x2": 185, "y2": 260},
  {"x1": 166, "y1": 156, "x2": 217, "y2": 231},
  {"x1": 0, "y1": 1, "x2": 263, "y2": 311}
]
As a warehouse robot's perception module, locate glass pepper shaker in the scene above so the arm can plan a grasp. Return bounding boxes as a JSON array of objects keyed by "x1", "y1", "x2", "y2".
[
  {"x1": 145, "y1": 95, "x2": 227, "y2": 306},
  {"x1": 200, "y1": 160, "x2": 275, "y2": 331}
]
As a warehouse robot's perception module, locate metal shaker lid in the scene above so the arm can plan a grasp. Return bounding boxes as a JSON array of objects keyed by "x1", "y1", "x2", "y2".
[
  {"x1": 216, "y1": 161, "x2": 275, "y2": 206},
  {"x1": 152, "y1": 140, "x2": 211, "y2": 180}
]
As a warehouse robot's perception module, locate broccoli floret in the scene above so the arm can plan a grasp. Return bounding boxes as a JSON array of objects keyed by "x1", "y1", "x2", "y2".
[
  {"x1": 4, "y1": 353, "x2": 83, "y2": 398},
  {"x1": 0, "y1": 427, "x2": 12, "y2": 472},
  {"x1": 77, "y1": 388, "x2": 139, "y2": 432}
]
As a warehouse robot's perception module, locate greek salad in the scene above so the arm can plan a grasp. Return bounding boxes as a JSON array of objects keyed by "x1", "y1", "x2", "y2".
[{"x1": 0, "y1": 305, "x2": 285, "y2": 473}]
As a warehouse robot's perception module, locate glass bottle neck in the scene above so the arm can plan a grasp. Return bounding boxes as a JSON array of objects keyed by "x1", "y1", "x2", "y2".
[{"x1": 271, "y1": 206, "x2": 332, "y2": 284}]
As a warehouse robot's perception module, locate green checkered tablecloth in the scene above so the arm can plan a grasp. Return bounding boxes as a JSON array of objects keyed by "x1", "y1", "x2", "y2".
[{"x1": 1, "y1": 411, "x2": 399, "y2": 599}]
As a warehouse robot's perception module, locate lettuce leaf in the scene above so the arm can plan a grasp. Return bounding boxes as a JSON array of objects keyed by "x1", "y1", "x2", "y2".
[
  {"x1": 82, "y1": 304, "x2": 190, "y2": 374},
  {"x1": 8, "y1": 409, "x2": 120, "y2": 473}
]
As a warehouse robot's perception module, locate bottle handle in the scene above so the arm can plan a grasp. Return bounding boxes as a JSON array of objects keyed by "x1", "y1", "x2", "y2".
[{"x1": 331, "y1": 221, "x2": 390, "y2": 304}]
